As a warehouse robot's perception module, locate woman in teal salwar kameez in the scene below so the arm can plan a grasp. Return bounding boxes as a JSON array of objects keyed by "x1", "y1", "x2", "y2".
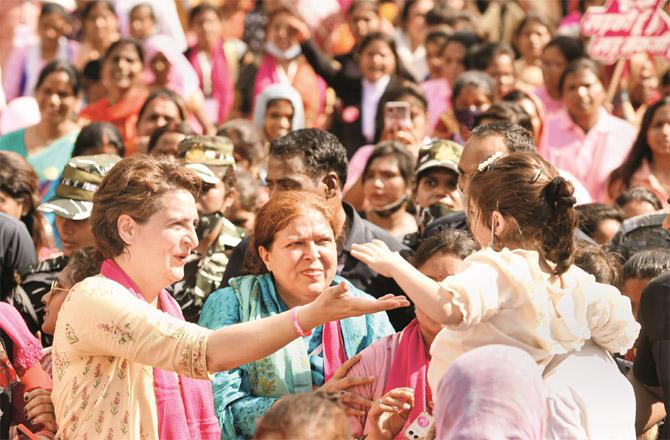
[{"x1": 200, "y1": 191, "x2": 395, "y2": 439}]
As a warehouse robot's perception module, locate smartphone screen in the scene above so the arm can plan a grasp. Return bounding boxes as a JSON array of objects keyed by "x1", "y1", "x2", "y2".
[{"x1": 384, "y1": 101, "x2": 412, "y2": 131}]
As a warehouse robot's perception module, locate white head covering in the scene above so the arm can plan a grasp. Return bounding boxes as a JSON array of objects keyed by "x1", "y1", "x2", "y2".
[{"x1": 253, "y1": 83, "x2": 305, "y2": 134}]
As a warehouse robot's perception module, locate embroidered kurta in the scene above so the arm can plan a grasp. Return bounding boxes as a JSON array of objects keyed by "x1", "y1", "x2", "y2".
[
  {"x1": 51, "y1": 275, "x2": 212, "y2": 440},
  {"x1": 199, "y1": 273, "x2": 394, "y2": 439}
]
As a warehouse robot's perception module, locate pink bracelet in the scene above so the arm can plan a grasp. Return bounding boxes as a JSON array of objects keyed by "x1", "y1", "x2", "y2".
[{"x1": 290, "y1": 306, "x2": 312, "y2": 337}]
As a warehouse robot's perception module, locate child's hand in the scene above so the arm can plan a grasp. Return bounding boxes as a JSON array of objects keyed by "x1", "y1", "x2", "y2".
[{"x1": 351, "y1": 240, "x2": 404, "y2": 278}]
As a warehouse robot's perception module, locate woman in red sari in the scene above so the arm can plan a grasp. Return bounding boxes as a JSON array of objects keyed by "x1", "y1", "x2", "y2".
[{"x1": 80, "y1": 38, "x2": 148, "y2": 150}]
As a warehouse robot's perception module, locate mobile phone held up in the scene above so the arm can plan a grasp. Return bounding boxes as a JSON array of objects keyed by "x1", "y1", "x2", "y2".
[{"x1": 384, "y1": 101, "x2": 411, "y2": 131}]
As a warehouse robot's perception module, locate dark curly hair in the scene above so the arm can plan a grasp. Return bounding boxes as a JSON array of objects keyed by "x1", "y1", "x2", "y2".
[{"x1": 269, "y1": 129, "x2": 348, "y2": 189}]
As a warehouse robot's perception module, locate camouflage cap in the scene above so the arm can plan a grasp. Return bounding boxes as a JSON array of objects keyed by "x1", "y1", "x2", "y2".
[
  {"x1": 185, "y1": 163, "x2": 220, "y2": 185},
  {"x1": 415, "y1": 139, "x2": 463, "y2": 176},
  {"x1": 177, "y1": 135, "x2": 236, "y2": 168},
  {"x1": 38, "y1": 154, "x2": 122, "y2": 220}
]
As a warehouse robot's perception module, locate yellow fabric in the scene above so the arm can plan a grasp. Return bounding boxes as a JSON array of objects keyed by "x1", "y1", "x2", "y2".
[{"x1": 51, "y1": 275, "x2": 212, "y2": 440}]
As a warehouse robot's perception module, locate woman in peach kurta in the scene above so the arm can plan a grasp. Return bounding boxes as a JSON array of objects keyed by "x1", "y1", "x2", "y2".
[{"x1": 51, "y1": 273, "x2": 212, "y2": 439}]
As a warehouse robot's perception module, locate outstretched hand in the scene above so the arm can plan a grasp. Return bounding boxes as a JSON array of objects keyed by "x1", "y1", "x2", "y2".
[
  {"x1": 312, "y1": 281, "x2": 409, "y2": 322},
  {"x1": 319, "y1": 354, "x2": 375, "y2": 416},
  {"x1": 350, "y1": 240, "x2": 405, "y2": 278}
]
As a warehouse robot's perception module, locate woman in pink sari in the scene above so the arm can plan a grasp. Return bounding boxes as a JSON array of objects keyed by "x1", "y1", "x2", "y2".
[
  {"x1": 1, "y1": 303, "x2": 56, "y2": 439},
  {"x1": 534, "y1": 36, "x2": 584, "y2": 117},
  {"x1": 345, "y1": 230, "x2": 477, "y2": 439},
  {"x1": 253, "y1": 6, "x2": 326, "y2": 128},
  {"x1": 185, "y1": 4, "x2": 238, "y2": 125}
]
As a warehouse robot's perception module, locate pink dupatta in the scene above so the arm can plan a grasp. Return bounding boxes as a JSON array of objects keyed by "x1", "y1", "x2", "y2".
[
  {"x1": 187, "y1": 40, "x2": 234, "y2": 123},
  {"x1": 383, "y1": 319, "x2": 431, "y2": 440},
  {"x1": 323, "y1": 321, "x2": 347, "y2": 382},
  {"x1": 100, "y1": 260, "x2": 220, "y2": 440},
  {"x1": 0, "y1": 303, "x2": 42, "y2": 375},
  {"x1": 253, "y1": 54, "x2": 326, "y2": 127}
]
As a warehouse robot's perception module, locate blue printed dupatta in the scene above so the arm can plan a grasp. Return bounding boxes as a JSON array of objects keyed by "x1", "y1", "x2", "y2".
[{"x1": 199, "y1": 273, "x2": 394, "y2": 438}]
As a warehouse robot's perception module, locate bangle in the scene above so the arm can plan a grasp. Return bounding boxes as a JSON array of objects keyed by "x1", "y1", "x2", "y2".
[{"x1": 290, "y1": 306, "x2": 312, "y2": 337}]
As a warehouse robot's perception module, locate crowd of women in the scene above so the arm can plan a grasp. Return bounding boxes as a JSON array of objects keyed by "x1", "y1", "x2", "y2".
[{"x1": 1, "y1": 0, "x2": 670, "y2": 439}]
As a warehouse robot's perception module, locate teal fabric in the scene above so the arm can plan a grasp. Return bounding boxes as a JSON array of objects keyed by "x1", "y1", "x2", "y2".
[
  {"x1": 198, "y1": 273, "x2": 394, "y2": 439},
  {"x1": 0, "y1": 128, "x2": 78, "y2": 193}
]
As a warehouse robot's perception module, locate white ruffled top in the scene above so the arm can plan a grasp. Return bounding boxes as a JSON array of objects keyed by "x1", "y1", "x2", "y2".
[{"x1": 427, "y1": 247, "x2": 640, "y2": 392}]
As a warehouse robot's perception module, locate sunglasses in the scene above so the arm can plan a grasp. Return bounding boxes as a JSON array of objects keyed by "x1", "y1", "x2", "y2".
[{"x1": 49, "y1": 280, "x2": 70, "y2": 297}]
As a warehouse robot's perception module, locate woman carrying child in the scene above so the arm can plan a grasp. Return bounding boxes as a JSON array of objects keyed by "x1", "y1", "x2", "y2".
[{"x1": 352, "y1": 152, "x2": 640, "y2": 437}]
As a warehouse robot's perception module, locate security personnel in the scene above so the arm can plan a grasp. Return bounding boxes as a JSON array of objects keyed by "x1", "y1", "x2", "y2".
[
  {"x1": 15, "y1": 154, "x2": 121, "y2": 334},
  {"x1": 403, "y1": 140, "x2": 466, "y2": 250},
  {"x1": 174, "y1": 136, "x2": 242, "y2": 322},
  {"x1": 609, "y1": 211, "x2": 670, "y2": 261}
]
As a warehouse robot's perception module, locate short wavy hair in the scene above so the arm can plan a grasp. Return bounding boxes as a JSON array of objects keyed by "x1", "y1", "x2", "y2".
[{"x1": 91, "y1": 155, "x2": 201, "y2": 258}]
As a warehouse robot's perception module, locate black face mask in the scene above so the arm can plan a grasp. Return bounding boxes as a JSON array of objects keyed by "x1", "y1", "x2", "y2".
[
  {"x1": 371, "y1": 195, "x2": 408, "y2": 218},
  {"x1": 196, "y1": 211, "x2": 224, "y2": 241},
  {"x1": 454, "y1": 107, "x2": 483, "y2": 130},
  {"x1": 416, "y1": 203, "x2": 456, "y2": 229}
]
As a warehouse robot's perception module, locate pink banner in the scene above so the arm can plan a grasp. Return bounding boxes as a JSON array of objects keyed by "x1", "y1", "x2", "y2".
[{"x1": 581, "y1": 0, "x2": 670, "y2": 64}]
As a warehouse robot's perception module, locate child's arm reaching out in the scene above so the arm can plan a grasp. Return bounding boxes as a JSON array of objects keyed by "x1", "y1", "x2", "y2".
[{"x1": 351, "y1": 240, "x2": 464, "y2": 326}]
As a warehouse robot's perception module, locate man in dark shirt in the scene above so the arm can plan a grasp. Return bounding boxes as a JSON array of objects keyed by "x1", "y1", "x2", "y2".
[
  {"x1": 220, "y1": 129, "x2": 413, "y2": 329},
  {"x1": 632, "y1": 272, "x2": 670, "y2": 438},
  {"x1": 0, "y1": 212, "x2": 37, "y2": 300}
]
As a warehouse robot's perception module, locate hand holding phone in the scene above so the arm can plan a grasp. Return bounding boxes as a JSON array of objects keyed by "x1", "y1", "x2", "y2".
[{"x1": 384, "y1": 101, "x2": 412, "y2": 132}]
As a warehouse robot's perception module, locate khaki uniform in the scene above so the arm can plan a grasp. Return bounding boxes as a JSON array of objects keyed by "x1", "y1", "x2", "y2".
[
  {"x1": 174, "y1": 135, "x2": 242, "y2": 322},
  {"x1": 193, "y1": 216, "x2": 243, "y2": 306}
]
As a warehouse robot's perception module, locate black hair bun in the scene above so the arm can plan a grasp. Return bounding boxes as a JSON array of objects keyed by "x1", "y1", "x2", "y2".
[{"x1": 545, "y1": 176, "x2": 576, "y2": 210}]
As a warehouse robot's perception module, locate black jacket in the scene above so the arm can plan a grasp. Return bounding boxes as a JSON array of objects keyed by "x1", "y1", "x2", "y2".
[
  {"x1": 0, "y1": 213, "x2": 37, "y2": 300},
  {"x1": 301, "y1": 40, "x2": 405, "y2": 158}
]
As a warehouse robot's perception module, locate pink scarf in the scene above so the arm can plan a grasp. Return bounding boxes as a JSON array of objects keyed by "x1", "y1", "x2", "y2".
[
  {"x1": 100, "y1": 260, "x2": 220, "y2": 440},
  {"x1": 144, "y1": 35, "x2": 200, "y2": 98},
  {"x1": 384, "y1": 319, "x2": 431, "y2": 440},
  {"x1": 435, "y1": 345, "x2": 546, "y2": 439},
  {"x1": 253, "y1": 54, "x2": 326, "y2": 127},
  {"x1": 0, "y1": 303, "x2": 43, "y2": 375},
  {"x1": 187, "y1": 40, "x2": 234, "y2": 123},
  {"x1": 323, "y1": 321, "x2": 347, "y2": 382}
]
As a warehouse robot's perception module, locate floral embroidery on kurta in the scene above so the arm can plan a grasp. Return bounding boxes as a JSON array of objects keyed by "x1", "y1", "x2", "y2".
[
  {"x1": 65, "y1": 324, "x2": 79, "y2": 344},
  {"x1": 97, "y1": 322, "x2": 135, "y2": 344},
  {"x1": 52, "y1": 275, "x2": 212, "y2": 438}
]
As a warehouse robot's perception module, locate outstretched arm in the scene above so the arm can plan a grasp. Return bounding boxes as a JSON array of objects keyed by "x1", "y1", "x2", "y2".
[
  {"x1": 351, "y1": 240, "x2": 463, "y2": 326},
  {"x1": 206, "y1": 282, "x2": 409, "y2": 371}
]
